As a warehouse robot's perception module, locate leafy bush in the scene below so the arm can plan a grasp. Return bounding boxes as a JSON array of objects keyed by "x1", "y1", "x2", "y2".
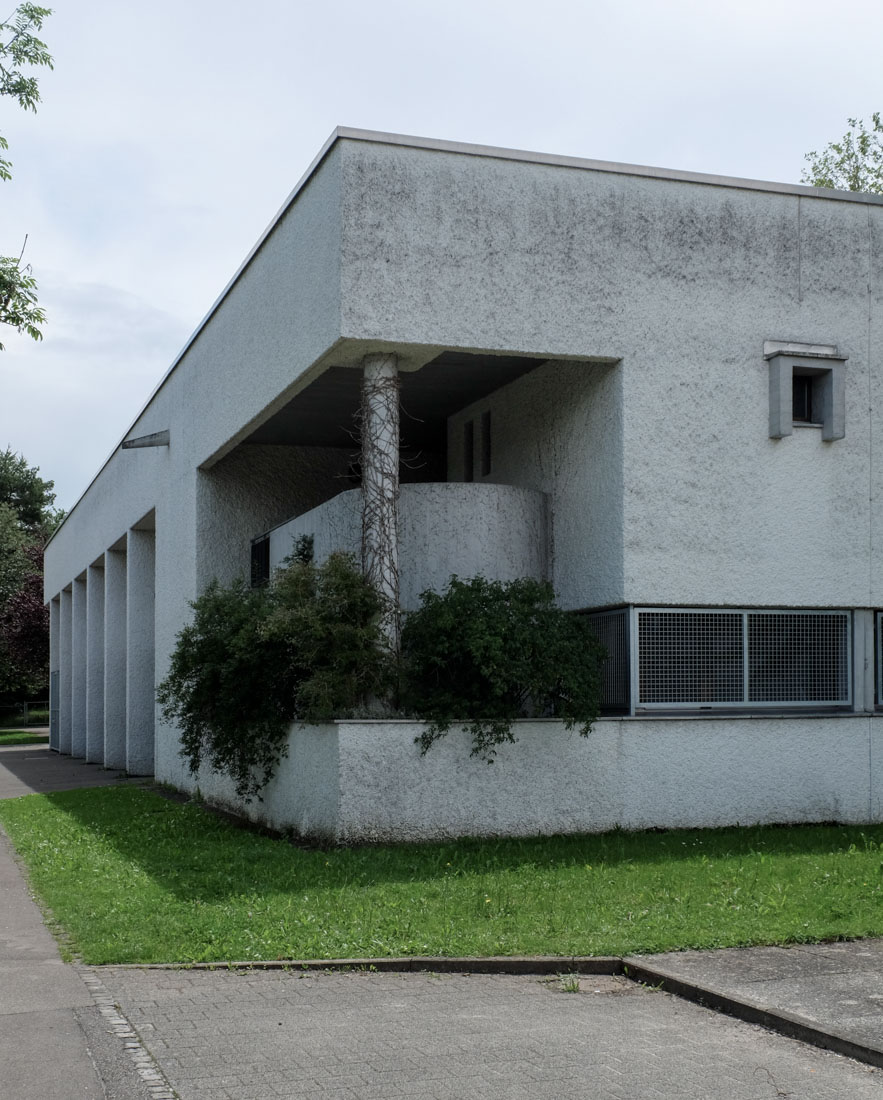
[
  {"x1": 263, "y1": 551, "x2": 395, "y2": 722},
  {"x1": 159, "y1": 557, "x2": 605, "y2": 796},
  {"x1": 157, "y1": 553, "x2": 392, "y2": 801},
  {"x1": 400, "y1": 575, "x2": 605, "y2": 759}
]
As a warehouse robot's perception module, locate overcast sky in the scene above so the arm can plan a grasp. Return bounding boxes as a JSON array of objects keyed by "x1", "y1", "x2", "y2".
[{"x1": 2, "y1": 0, "x2": 882, "y2": 511}]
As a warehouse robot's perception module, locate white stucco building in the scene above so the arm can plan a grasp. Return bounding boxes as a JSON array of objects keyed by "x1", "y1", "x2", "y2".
[{"x1": 44, "y1": 129, "x2": 883, "y2": 841}]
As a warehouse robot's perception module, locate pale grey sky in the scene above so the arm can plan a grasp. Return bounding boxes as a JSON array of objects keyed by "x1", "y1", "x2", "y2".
[{"x1": 2, "y1": 0, "x2": 882, "y2": 509}]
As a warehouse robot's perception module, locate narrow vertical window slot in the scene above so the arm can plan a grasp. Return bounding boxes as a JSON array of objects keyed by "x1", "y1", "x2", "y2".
[
  {"x1": 463, "y1": 420, "x2": 474, "y2": 482},
  {"x1": 480, "y1": 410, "x2": 491, "y2": 477}
]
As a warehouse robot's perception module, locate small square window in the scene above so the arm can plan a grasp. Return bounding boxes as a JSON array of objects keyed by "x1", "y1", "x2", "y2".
[{"x1": 766, "y1": 346, "x2": 847, "y2": 441}]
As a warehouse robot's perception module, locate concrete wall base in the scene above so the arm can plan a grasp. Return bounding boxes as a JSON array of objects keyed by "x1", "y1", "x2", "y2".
[{"x1": 170, "y1": 715, "x2": 883, "y2": 844}]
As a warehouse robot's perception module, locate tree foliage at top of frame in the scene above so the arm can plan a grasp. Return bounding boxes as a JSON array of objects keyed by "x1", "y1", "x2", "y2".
[
  {"x1": 802, "y1": 113, "x2": 883, "y2": 194},
  {"x1": 0, "y1": 4, "x2": 52, "y2": 349}
]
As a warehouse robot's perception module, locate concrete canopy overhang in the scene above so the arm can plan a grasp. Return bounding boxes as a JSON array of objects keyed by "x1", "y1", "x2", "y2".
[{"x1": 241, "y1": 348, "x2": 606, "y2": 453}]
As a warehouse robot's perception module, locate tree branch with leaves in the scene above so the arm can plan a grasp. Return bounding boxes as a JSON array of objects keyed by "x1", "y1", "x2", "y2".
[
  {"x1": 802, "y1": 113, "x2": 883, "y2": 195},
  {"x1": 0, "y1": 4, "x2": 52, "y2": 349}
]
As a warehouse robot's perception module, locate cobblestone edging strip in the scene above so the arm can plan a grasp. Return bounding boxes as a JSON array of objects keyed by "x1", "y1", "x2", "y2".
[
  {"x1": 78, "y1": 967, "x2": 179, "y2": 1099},
  {"x1": 94, "y1": 953, "x2": 883, "y2": 1073}
]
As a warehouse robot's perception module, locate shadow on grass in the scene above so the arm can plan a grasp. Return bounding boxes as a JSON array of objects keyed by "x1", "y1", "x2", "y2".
[{"x1": 31, "y1": 785, "x2": 883, "y2": 908}]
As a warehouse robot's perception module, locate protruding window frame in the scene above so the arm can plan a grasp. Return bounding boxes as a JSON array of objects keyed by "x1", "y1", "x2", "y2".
[{"x1": 766, "y1": 343, "x2": 847, "y2": 441}]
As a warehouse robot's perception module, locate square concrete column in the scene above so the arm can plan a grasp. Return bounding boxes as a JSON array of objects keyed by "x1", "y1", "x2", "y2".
[
  {"x1": 126, "y1": 528, "x2": 155, "y2": 776},
  {"x1": 58, "y1": 587, "x2": 72, "y2": 753},
  {"x1": 71, "y1": 575, "x2": 87, "y2": 758},
  {"x1": 49, "y1": 596, "x2": 60, "y2": 751},
  {"x1": 104, "y1": 548, "x2": 127, "y2": 770},
  {"x1": 85, "y1": 563, "x2": 105, "y2": 763}
]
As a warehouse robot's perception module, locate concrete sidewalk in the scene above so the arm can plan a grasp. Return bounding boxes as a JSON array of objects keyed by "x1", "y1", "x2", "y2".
[
  {"x1": 1, "y1": 746, "x2": 882, "y2": 1097},
  {"x1": 0, "y1": 747, "x2": 156, "y2": 1098},
  {"x1": 0, "y1": 825, "x2": 155, "y2": 1099},
  {"x1": 0, "y1": 742, "x2": 143, "y2": 799},
  {"x1": 626, "y1": 940, "x2": 883, "y2": 1068}
]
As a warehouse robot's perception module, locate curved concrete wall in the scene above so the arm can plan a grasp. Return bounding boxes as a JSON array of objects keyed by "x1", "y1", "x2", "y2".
[
  {"x1": 187, "y1": 714, "x2": 883, "y2": 843},
  {"x1": 267, "y1": 482, "x2": 548, "y2": 608}
]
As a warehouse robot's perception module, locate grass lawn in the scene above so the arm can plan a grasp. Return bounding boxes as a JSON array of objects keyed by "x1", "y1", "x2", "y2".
[
  {"x1": 0, "y1": 731, "x2": 50, "y2": 745},
  {"x1": 1, "y1": 786, "x2": 882, "y2": 965}
]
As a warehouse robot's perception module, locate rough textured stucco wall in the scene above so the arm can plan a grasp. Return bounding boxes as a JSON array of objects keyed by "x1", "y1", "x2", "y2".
[
  {"x1": 269, "y1": 488, "x2": 360, "y2": 569},
  {"x1": 868, "y1": 208, "x2": 883, "y2": 607},
  {"x1": 447, "y1": 360, "x2": 622, "y2": 609},
  {"x1": 188, "y1": 715, "x2": 883, "y2": 843},
  {"x1": 620, "y1": 189, "x2": 876, "y2": 608},
  {"x1": 268, "y1": 482, "x2": 548, "y2": 608},
  {"x1": 46, "y1": 146, "x2": 344, "y2": 604},
  {"x1": 175, "y1": 725, "x2": 342, "y2": 838},
  {"x1": 340, "y1": 141, "x2": 880, "y2": 609},
  {"x1": 196, "y1": 444, "x2": 352, "y2": 589}
]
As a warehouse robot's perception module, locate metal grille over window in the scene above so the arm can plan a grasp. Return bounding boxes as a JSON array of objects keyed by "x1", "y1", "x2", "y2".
[
  {"x1": 639, "y1": 611, "x2": 743, "y2": 704},
  {"x1": 748, "y1": 612, "x2": 849, "y2": 703},
  {"x1": 637, "y1": 608, "x2": 851, "y2": 708},
  {"x1": 585, "y1": 608, "x2": 629, "y2": 712}
]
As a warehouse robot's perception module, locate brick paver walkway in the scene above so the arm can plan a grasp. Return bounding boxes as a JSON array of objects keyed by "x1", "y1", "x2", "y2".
[{"x1": 95, "y1": 967, "x2": 883, "y2": 1099}]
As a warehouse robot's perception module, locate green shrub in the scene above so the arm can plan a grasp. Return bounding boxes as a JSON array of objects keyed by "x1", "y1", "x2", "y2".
[
  {"x1": 263, "y1": 551, "x2": 395, "y2": 722},
  {"x1": 400, "y1": 575, "x2": 605, "y2": 759},
  {"x1": 157, "y1": 553, "x2": 392, "y2": 801}
]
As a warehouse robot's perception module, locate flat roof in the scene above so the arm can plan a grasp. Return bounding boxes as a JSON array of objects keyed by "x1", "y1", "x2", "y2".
[{"x1": 48, "y1": 128, "x2": 883, "y2": 544}]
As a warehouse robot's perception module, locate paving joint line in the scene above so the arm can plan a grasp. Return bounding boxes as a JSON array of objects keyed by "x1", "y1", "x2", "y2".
[
  {"x1": 94, "y1": 952, "x2": 883, "y2": 1072},
  {"x1": 78, "y1": 966, "x2": 179, "y2": 1099}
]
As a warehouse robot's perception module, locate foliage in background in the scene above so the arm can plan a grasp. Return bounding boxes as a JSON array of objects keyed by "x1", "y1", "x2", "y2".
[
  {"x1": 0, "y1": 4, "x2": 52, "y2": 348},
  {"x1": 0, "y1": 446, "x2": 56, "y2": 528},
  {"x1": 157, "y1": 552, "x2": 393, "y2": 801},
  {"x1": 0, "y1": 449, "x2": 56, "y2": 700},
  {"x1": 802, "y1": 113, "x2": 883, "y2": 194},
  {"x1": 0, "y1": 541, "x2": 48, "y2": 695},
  {"x1": 400, "y1": 575, "x2": 605, "y2": 759}
]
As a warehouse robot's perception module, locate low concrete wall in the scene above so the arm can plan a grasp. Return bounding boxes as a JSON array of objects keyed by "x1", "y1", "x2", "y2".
[
  {"x1": 267, "y1": 482, "x2": 548, "y2": 609},
  {"x1": 189, "y1": 714, "x2": 883, "y2": 843}
]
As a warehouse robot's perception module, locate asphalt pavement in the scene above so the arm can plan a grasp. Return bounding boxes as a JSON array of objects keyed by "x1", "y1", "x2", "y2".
[{"x1": 1, "y1": 743, "x2": 882, "y2": 1099}]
